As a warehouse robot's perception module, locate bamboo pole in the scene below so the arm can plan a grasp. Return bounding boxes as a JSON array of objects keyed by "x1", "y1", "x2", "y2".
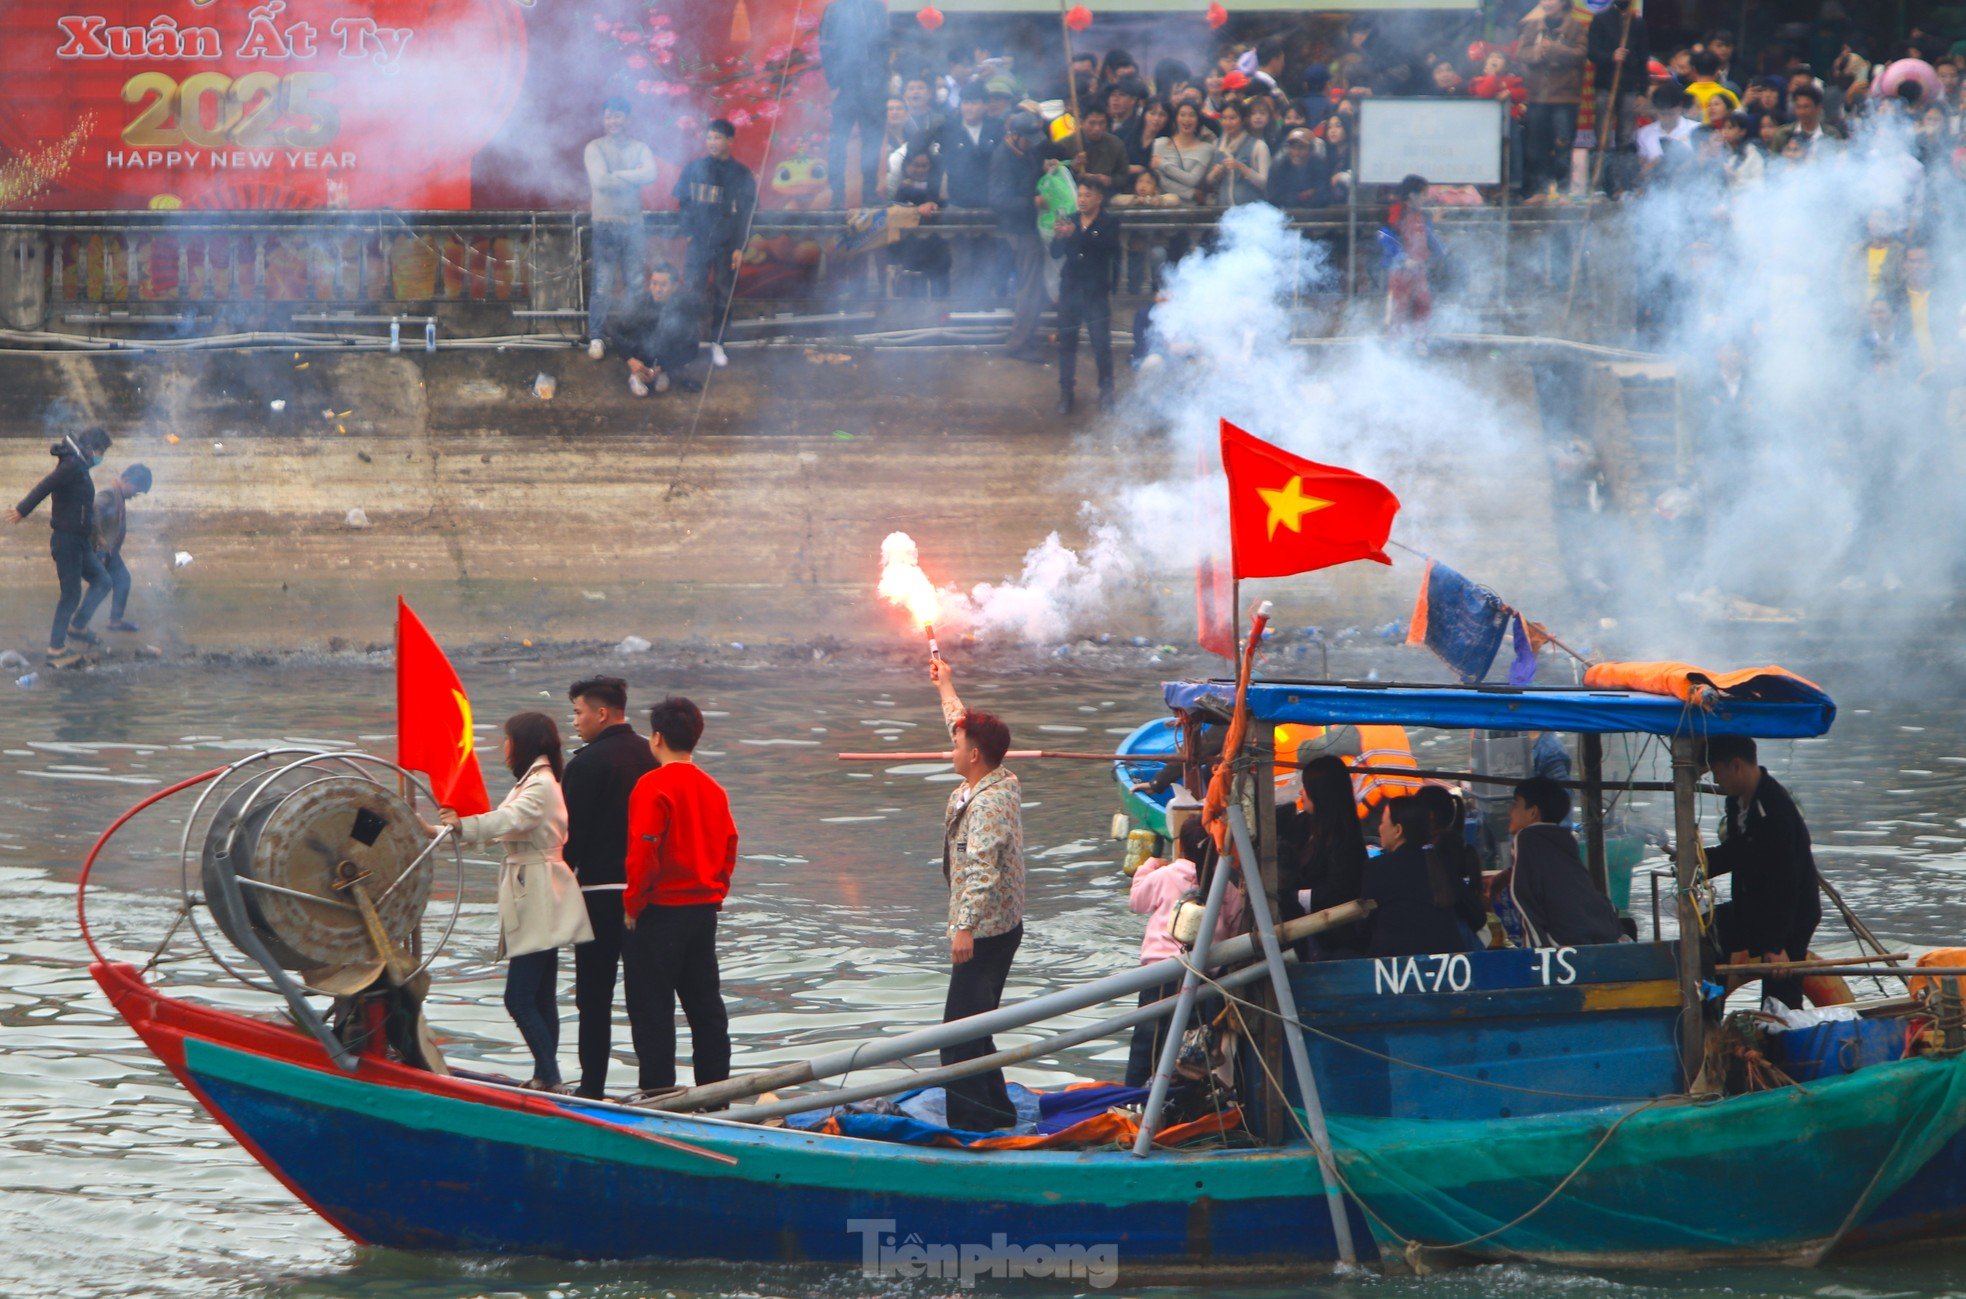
[
  {"x1": 646, "y1": 899, "x2": 1374, "y2": 1113},
  {"x1": 718, "y1": 956, "x2": 1287, "y2": 1124},
  {"x1": 837, "y1": 752, "x2": 1717, "y2": 796},
  {"x1": 1720, "y1": 952, "x2": 1910, "y2": 974},
  {"x1": 1670, "y1": 734, "x2": 1706, "y2": 1090},
  {"x1": 1227, "y1": 803, "x2": 1357, "y2": 1265}
]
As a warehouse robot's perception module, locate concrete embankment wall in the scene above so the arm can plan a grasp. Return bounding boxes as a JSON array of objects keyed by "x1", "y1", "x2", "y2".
[{"x1": 0, "y1": 345, "x2": 1575, "y2": 655}]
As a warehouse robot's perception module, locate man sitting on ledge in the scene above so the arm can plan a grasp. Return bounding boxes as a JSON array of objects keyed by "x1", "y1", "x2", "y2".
[
  {"x1": 609, "y1": 264, "x2": 701, "y2": 397},
  {"x1": 1507, "y1": 775, "x2": 1623, "y2": 948}
]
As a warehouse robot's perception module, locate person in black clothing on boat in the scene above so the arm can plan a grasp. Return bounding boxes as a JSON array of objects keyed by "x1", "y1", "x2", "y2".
[
  {"x1": 562, "y1": 676, "x2": 658, "y2": 1099},
  {"x1": 1360, "y1": 792, "x2": 1483, "y2": 958},
  {"x1": 1277, "y1": 754, "x2": 1370, "y2": 956},
  {"x1": 7, "y1": 426, "x2": 113, "y2": 669},
  {"x1": 1507, "y1": 776, "x2": 1623, "y2": 948},
  {"x1": 1049, "y1": 179, "x2": 1121, "y2": 416},
  {"x1": 1700, "y1": 734, "x2": 1821, "y2": 1010}
]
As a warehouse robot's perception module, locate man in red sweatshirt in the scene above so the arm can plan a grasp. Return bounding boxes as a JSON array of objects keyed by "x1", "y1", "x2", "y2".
[{"x1": 621, "y1": 696, "x2": 739, "y2": 1097}]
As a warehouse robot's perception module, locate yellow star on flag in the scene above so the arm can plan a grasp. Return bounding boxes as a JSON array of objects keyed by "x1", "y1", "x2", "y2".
[
  {"x1": 1256, "y1": 475, "x2": 1333, "y2": 540},
  {"x1": 452, "y1": 689, "x2": 474, "y2": 764}
]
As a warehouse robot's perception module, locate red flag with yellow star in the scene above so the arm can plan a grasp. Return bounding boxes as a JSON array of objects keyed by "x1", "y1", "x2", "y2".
[
  {"x1": 396, "y1": 597, "x2": 491, "y2": 815},
  {"x1": 1220, "y1": 419, "x2": 1400, "y2": 580}
]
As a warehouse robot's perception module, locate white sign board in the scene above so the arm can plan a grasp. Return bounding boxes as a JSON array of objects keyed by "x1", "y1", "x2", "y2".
[{"x1": 1357, "y1": 98, "x2": 1505, "y2": 186}]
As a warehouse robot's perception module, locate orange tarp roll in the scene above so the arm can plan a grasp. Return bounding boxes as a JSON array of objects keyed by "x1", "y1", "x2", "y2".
[
  {"x1": 1582, "y1": 661, "x2": 1830, "y2": 706},
  {"x1": 1906, "y1": 949, "x2": 1966, "y2": 1005}
]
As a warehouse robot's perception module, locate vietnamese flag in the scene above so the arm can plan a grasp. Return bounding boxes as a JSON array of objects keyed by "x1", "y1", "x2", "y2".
[
  {"x1": 396, "y1": 597, "x2": 491, "y2": 816},
  {"x1": 1220, "y1": 420, "x2": 1401, "y2": 581}
]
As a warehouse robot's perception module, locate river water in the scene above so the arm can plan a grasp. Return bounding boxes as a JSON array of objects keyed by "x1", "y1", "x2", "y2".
[{"x1": 5, "y1": 652, "x2": 1966, "y2": 1299}]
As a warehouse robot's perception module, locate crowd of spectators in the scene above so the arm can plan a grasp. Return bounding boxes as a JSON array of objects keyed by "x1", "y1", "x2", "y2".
[{"x1": 805, "y1": 3, "x2": 1966, "y2": 310}]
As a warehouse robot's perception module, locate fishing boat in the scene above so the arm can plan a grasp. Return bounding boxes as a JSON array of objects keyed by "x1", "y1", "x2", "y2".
[{"x1": 76, "y1": 645, "x2": 1966, "y2": 1277}]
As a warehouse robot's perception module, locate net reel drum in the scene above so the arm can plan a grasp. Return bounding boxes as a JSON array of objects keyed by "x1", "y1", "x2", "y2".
[{"x1": 181, "y1": 750, "x2": 463, "y2": 1072}]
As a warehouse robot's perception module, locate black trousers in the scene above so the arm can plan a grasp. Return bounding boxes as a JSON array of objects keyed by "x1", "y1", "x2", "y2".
[
  {"x1": 1125, "y1": 977, "x2": 1179, "y2": 1088},
  {"x1": 940, "y1": 923, "x2": 1023, "y2": 1131},
  {"x1": 1715, "y1": 900, "x2": 1816, "y2": 1011},
  {"x1": 1057, "y1": 292, "x2": 1113, "y2": 396},
  {"x1": 622, "y1": 902, "x2": 731, "y2": 1092},
  {"x1": 573, "y1": 889, "x2": 626, "y2": 1098}
]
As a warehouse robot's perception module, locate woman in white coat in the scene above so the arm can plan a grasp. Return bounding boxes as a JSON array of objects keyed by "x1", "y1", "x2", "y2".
[{"x1": 439, "y1": 711, "x2": 593, "y2": 1090}]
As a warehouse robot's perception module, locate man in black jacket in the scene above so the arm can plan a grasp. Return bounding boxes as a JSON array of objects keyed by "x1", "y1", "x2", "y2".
[
  {"x1": 673, "y1": 120, "x2": 757, "y2": 369},
  {"x1": 819, "y1": 0, "x2": 891, "y2": 208},
  {"x1": 989, "y1": 112, "x2": 1049, "y2": 360},
  {"x1": 6, "y1": 426, "x2": 112, "y2": 668},
  {"x1": 1049, "y1": 180, "x2": 1121, "y2": 414},
  {"x1": 1701, "y1": 735, "x2": 1821, "y2": 1010},
  {"x1": 1507, "y1": 776, "x2": 1622, "y2": 948},
  {"x1": 563, "y1": 676, "x2": 659, "y2": 1098},
  {"x1": 609, "y1": 264, "x2": 701, "y2": 395}
]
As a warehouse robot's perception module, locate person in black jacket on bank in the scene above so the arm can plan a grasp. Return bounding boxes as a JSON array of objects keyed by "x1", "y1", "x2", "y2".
[
  {"x1": 1700, "y1": 734, "x2": 1821, "y2": 1010},
  {"x1": 673, "y1": 120, "x2": 757, "y2": 370},
  {"x1": 1049, "y1": 180, "x2": 1121, "y2": 415},
  {"x1": 562, "y1": 676, "x2": 658, "y2": 1098},
  {"x1": 6, "y1": 426, "x2": 113, "y2": 668}
]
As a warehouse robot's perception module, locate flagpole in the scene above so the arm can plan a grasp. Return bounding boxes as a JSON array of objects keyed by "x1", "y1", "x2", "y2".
[{"x1": 394, "y1": 596, "x2": 406, "y2": 800}]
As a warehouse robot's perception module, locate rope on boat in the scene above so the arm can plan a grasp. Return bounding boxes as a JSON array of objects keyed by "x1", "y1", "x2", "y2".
[{"x1": 1183, "y1": 957, "x2": 1677, "y2": 1262}]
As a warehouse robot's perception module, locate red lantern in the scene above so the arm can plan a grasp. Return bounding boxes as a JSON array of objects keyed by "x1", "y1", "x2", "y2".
[
  {"x1": 1206, "y1": 1, "x2": 1229, "y2": 28},
  {"x1": 916, "y1": 4, "x2": 944, "y2": 29},
  {"x1": 1063, "y1": 5, "x2": 1093, "y2": 33}
]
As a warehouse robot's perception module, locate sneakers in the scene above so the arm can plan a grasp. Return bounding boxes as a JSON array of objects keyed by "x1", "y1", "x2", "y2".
[
  {"x1": 107, "y1": 619, "x2": 140, "y2": 633},
  {"x1": 628, "y1": 373, "x2": 649, "y2": 397},
  {"x1": 710, "y1": 343, "x2": 728, "y2": 368},
  {"x1": 654, "y1": 371, "x2": 671, "y2": 394},
  {"x1": 587, "y1": 338, "x2": 605, "y2": 360}
]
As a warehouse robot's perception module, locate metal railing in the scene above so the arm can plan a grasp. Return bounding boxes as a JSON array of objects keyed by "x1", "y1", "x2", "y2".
[{"x1": 0, "y1": 203, "x2": 1611, "y2": 341}]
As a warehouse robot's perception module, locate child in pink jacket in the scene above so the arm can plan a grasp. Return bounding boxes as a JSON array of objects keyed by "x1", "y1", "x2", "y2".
[{"x1": 1124, "y1": 819, "x2": 1244, "y2": 1086}]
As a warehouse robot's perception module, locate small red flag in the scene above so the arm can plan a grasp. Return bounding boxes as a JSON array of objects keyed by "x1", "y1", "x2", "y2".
[
  {"x1": 396, "y1": 597, "x2": 490, "y2": 815},
  {"x1": 1220, "y1": 419, "x2": 1400, "y2": 581},
  {"x1": 1196, "y1": 552, "x2": 1236, "y2": 658}
]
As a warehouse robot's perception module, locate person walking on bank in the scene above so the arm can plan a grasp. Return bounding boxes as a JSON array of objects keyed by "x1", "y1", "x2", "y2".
[
  {"x1": 673, "y1": 119, "x2": 757, "y2": 372},
  {"x1": 622, "y1": 696, "x2": 739, "y2": 1099},
  {"x1": 562, "y1": 676, "x2": 657, "y2": 1099},
  {"x1": 583, "y1": 97, "x2": 659, "y2": 361},
  {"x1": 90, "y1": 463, "x2": 151, "y2": 635},
  {"x1": 442, "y1": 712, "x2": 594, "y2": 1092},
  {"x1": 6, "y1": 425, "x2": 112, "y2": 669},
  {"x1": 1049, "y1": 179, "x2": 1121, "y2": 416},
  {"x1": 928, "y1": 659, "x2": 1025, "y2": 1131}
]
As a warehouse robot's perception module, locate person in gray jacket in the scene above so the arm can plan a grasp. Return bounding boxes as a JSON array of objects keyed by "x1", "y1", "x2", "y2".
[{"x1": 585, "y1": 97, "x2": 659, "y2": 360}]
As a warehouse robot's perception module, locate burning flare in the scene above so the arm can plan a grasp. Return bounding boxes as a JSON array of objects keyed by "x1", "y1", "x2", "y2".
[{"x1": 878, "y1": 531, "x2": 942, "y2": 632}]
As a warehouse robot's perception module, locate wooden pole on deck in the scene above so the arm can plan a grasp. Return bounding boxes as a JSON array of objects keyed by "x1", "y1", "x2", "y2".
[
  {"x1": 1581, "y1": 733, "x2": 1608, "y2": 894},
  {"x1": 1244, "y1": 728, "x2": 1288, "y2": 1147},
  {"x1": 1670, "y1": 735, "x2": 1708, "y2": 1090}
]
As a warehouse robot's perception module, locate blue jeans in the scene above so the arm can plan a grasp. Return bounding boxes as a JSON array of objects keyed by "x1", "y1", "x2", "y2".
[
  {"x1": 102, "y1": 550, "x2": 131, "y2": 620},
  {"x1": 504, "y1": 948, "x2": 562, "y2": 1086},
  {"x1": 588, "y1": 220, "x2": 645, "y2": 343},
  {"x1": 50, "y1": 530, "x2": 110, "y2": 650}
]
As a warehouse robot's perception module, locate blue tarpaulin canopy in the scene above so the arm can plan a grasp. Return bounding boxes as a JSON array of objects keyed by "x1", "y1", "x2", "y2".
[{"x1": 1161, "y1": 679, "x2": 1836, "y2": 740}]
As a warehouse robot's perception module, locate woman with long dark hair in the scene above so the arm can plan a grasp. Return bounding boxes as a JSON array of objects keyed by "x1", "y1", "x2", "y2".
[
  {"x1": 1358, "y1": 794, "x2": 1482, "y2": 958},
  {"x1": 1414, "y1": 783, "x2": 1490, "y2": 942},
  {"x1": 1286, "y1": 755, "x2": 1371, "y2": 956},
  {"x1": 441, "y1": 711, "x2": 593, "y2": 1090}
]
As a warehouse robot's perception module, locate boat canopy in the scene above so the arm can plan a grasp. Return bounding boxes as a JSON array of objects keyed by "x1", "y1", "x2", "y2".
[{"x1": 1161, "y1": 678, "x2": 1836, "y2": 740}]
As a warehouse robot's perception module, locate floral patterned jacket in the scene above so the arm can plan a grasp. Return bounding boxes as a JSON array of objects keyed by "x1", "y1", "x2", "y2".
[{"x1": 941, "y1": 695, "x2": 1025, "y2": 939}]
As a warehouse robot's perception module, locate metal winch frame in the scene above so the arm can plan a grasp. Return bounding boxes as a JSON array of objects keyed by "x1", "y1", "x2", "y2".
[{"x1": 173, "y1": 748, "x2": 466, "y2": 1071}]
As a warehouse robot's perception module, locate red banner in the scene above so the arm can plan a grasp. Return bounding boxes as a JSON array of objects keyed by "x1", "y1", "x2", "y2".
[{"x1": 0, "y1": 0, "x2": 830, "y2": 212}]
